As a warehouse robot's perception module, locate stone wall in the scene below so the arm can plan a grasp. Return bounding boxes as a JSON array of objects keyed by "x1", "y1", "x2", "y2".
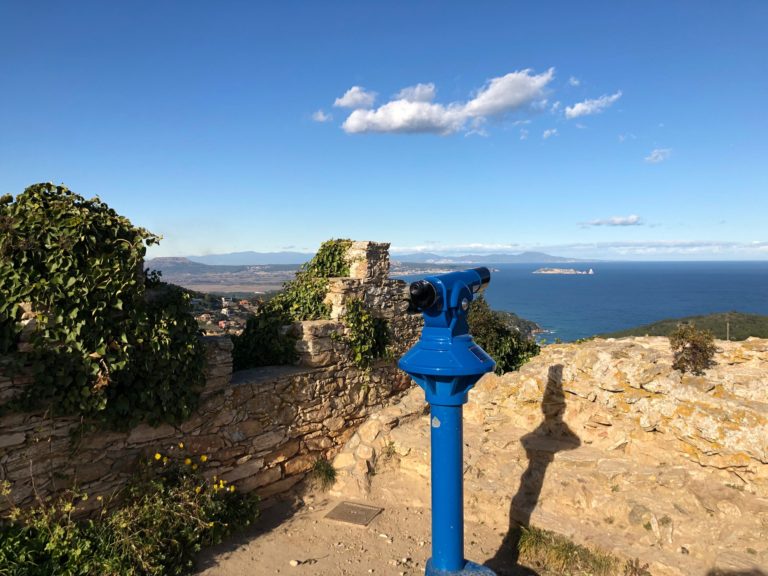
[{"x1": 0, "y1": 241, "x2": 421, "y2": 514}]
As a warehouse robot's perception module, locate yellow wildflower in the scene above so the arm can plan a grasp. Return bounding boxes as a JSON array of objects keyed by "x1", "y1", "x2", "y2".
[
  {"x1": 184, "y1": 458, "x2": 192, "y2": 466},
  {"x1": 154, "y1": 452, "x2": 162, "y2": 461},
  {"x1": 200, "y1": 455, "x2": 208, "y2": 463},
  {"x1": 228, "y1": 485, "x2": 235, "y2": 493},
  {"x1": 192, "y1": 464, "x2": 198, "y2": 470},
  {"x1": 178, "y1": 442, "x2": 184, "y2": 449},
  {"x1": 195, "y1": 486, "x2": 201, "y2": 494},
  {"x1": 163, "y1": 456, "x2": 169, "y2": 464}
]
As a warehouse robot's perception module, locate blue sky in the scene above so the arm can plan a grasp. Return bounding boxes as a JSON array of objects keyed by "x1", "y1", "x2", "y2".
[{"x1": 1, "y1": 1, "x2": 766, "y2": 260}]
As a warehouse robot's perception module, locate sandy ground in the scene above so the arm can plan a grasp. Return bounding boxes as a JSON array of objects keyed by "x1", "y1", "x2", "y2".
[{"x1": 195, "y1": 467, "x2": 542, "y2": 576}]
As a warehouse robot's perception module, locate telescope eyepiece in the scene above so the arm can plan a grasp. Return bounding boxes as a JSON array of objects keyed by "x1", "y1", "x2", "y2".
[{"x1": 409, "y1": 280, "x2": 439, "y2": 311}]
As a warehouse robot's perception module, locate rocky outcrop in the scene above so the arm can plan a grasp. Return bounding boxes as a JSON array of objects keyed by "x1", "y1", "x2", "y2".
[{"x1": 334, "y1": 337, "x2": 768, "y2": 575}]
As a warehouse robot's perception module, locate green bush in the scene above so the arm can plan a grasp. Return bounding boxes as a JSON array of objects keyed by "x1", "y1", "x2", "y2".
[
  {"x1": 231, "y1": 239, "x2": 353, "y2": 370},
  {"x1": 669, "y1": 322, "x2": 717, "y2": 375},
  {"x1": 0, "y1": 184, "x2": 205, "y2": 428},
  {"x1": 232, "y1": 301, "x2": 297, "y2": 370},
  {"x1": 468, "y1": 296, "x2": 540, "y2": 374},
  {"x1": 0, "y1": 454, "x2": 258, "y2": 576}
]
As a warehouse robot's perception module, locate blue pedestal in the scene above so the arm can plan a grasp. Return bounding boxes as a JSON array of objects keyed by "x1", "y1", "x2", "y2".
[
  {"x1": 398, "y1": 268, "x2": 498, "y2": 576},
  {"x1": 425, "y1": 559, "x2": 497, "y2": 575}
]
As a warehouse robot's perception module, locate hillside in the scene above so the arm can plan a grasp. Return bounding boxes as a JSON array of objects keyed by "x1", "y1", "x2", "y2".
[{"x1": 601, "y1": 311, "x2": 768, "y2": 340}]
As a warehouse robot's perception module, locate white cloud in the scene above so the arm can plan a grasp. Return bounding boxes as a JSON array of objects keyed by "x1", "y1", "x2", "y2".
[
  {"x1": 565, "y1": 91, "x2": 622, "y2": 119},
  {"x1": 395, "y1": 83, "x2": 436, "y2": 102},
  {"x1": 463, "y1": 68, "x2": 554, "y2": 117},
  {"x1": 568, "y1": 76, "x2": 580, "y2": 86},
  {"x1": 340, "y1": 68, "x2": 555, "y2": 135},
  {"x1": 584, "y1": 214, "x2": 643, "y2": 227},
  {"x1": 520, "y1": 128, "x2": 529, "y2": 140},
  {"x1": 542, "y1": 128, "x2": 558, "y2": 139},
  {"x1": 311, "y1": 110, "x2": 332, "y2": 123},
  {"x1": 343, "y1": 100, "x2": 467, "y2": 135},
  {"x1": 618, "y1": 132, "x2": 636, "y2": 143},
  {"x1": 645, "y1": 148, "x2": 672, "y2": 163},
  {"x1": 334, "y1": 86, "x2": 377, "y2": 109}
]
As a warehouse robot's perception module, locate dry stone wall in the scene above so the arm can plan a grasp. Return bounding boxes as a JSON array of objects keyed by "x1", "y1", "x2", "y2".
[{"x1": 0, "y1": 241, "x2": 421, "y2": 514}]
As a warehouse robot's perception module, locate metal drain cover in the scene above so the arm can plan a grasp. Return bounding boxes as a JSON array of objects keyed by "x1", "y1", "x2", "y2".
[{"x1": 325, "y1": 501, "x2": 383, "y2": 526}]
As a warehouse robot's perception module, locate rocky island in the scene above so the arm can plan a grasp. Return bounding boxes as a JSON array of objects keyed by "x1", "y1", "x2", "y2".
[{"x1": 533, "y1": 267, "x2": 594, "y2": 275}]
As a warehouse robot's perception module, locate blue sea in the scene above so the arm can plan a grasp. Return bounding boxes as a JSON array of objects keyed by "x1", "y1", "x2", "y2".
[{"x1": 403, "y1": 262, "x2": 768, "y2": 342}]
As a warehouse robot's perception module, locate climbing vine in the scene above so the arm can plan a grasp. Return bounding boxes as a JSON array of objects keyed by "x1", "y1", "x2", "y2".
[
  {"x1": 0, "y1": 184, "x2": 205, "y2": 427},
  {"x1": 337, "y1": 298, "x2": 389, "y2": 369}
]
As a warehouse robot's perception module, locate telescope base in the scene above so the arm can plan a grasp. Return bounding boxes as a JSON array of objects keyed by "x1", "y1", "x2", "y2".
[{"x1": 425, "y1": 558, "x2": 497, "y2": 575}]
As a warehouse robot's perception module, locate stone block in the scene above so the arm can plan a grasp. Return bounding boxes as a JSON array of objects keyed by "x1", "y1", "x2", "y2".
[
  {"x1": 238, "y1": 466, "x2": 282, "y2": 491},
  {"x1": 265, "y1": 440, "x2": 300, "y2": 465},
  {"x1": 256, "y1": 473, "x2": 304, "y2": 498},
  {"x1": 284, "y1": 454, "x2": 316, "y2": 476},
  {"x1": 222, "y1": 458, "x2": 265, "y2": 483}
]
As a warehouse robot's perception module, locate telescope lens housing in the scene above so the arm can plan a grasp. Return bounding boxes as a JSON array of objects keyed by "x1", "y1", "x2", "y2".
[{"x1": 409, "y1": 280, "x2": 439, "y2": 311}]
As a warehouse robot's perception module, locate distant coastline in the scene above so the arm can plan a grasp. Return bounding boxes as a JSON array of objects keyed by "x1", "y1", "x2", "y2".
[{"x1": 533, "y1": 267, "x2": 594, "y2": 275}]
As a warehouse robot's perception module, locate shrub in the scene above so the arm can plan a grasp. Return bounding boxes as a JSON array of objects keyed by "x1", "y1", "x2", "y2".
[
  {"x1": 232, "y1": 239, "x2": 355, "y2": 370},
  {"x1": 0, "y1": 184, "x2": 206, "y2": 428},
  {"x1": 232, "y1": 301, "x2": 297, "y2": 371},
  {"x1": 468, "y1": 296, "x2": 540, "y2": 374},
  {"x1": 669, "y1": 322, "x2": 717, "y2": 375},
  {"x1": 0, "y1": 453, "x2": 258, "y2": 576},
  {"x1": 311, "y1": 458, "x2": 336, "y2": 491}
]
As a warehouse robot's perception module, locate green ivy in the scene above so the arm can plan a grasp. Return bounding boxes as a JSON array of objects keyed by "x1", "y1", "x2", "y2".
[
  {"x1": 337, "y1": 298, "x2": 389, "y2": 369},
  {"x1": 0, "y1": 184, "x2": 205, "y2": 428},
  {"x1": 232, "y1": 239, "x2": 352, "y2": 370}
]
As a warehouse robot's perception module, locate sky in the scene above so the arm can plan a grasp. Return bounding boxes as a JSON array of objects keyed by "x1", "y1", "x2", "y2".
[{"x1": 1, "y1": 1, "x2": 767, "y2": 261}]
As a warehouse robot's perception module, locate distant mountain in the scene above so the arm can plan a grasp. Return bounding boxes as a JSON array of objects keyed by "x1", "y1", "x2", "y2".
[
  {"x1": 187, "y1": 251, "x2": 314, "y2": 265},
  {"x1": 391, "y1": 251, "x2": 583, "y2": 264},
  {"x1": 146, "y1": 257, "x2": 249, "y2": 274},
  {"x1": 151, "y1": 249, "x2": 580, "y2": 267}
]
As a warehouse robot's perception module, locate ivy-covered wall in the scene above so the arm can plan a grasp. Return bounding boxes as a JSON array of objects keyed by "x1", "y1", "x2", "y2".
[{"x1": 0, "y1": 242, "x2": 421, "y2": 512}]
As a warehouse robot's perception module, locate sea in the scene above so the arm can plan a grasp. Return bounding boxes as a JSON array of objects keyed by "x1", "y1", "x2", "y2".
[{"x1": 400, "y1": 261, "x2": 768, "y2": 342}]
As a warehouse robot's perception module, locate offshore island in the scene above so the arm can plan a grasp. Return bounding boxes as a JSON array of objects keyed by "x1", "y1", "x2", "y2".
[{"x1": 533, "y1": 267, "x2": 594, "y2": 275}]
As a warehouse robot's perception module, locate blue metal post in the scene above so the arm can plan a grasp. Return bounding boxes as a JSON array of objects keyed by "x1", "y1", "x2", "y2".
[
  {"x1": 398, "y1": 268, "x2": 498, "y2": 576},
  {"x1": 430, "y1": 404, "x2": 464, "y2": 571}
]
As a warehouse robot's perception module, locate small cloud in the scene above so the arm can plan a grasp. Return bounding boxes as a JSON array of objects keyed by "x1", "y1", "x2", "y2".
[
  {"x1": 618, "y1": 132, "x2": 636, "y2": 143},
  {"x1": 568, "y1": 76, "x2": 580, "y2": 86},
  {"x1": 583, "y1": 214, "x2": 643, "y2": 227},
  {"x1": 551, "y1": 101, "x2": 561, "y2": 112},
  {"x1": 395, "y1": 83, "x2": 436, "y2": 102},
  {"x1": 520, "y1": 128, "x2": 529, "y2": 140},
  {"x1": 542, "y1": 128, "x2": 558, "y2": 139},
  {"x1": 312, "y1": 110, "x2": 332, "y2": 123},
  {"x1": 565, "y1": 91, "x2": 622, "y2": 119},
  {"x1": 575, "y1": 123, "x2": 587, "y2": 129},
  {"x1": 645, "y1": 148, "x2": 671, "y2": 163},
  {"x1": 334, "y1": 86, "x2": 377, "y2": 109}
]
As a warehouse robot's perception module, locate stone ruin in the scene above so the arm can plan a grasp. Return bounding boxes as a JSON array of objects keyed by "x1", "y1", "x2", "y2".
[{"x1": 0, "y1": 241, "x2": 421, "y2": 514}]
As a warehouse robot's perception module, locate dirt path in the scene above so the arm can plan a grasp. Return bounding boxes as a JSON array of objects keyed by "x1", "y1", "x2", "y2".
[{"x1": 195, "y1": 470, "x2": 540, "y2": 576}]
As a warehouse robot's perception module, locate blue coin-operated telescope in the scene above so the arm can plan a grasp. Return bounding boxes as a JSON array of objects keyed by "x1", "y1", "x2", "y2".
[{"x1": 399, "y1": 267, "x2": 497, "y2": 576}]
